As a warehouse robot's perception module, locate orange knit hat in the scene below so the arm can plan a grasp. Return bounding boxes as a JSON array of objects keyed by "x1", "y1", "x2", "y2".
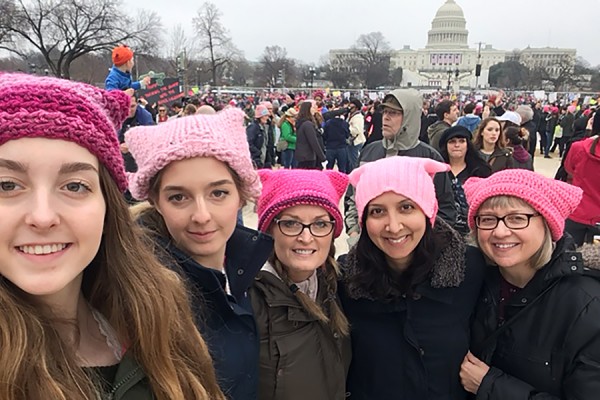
[{"x1": 112, "y1": 45, "x2": 134, "y2": 66}]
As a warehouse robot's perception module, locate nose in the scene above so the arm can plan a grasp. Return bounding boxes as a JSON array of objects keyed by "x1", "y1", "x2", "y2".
[
  {"x1": 492, "y1": 220, "x2": 512, "y2": 238},
  {"x1": 296, "y1": 226, "x2": 314, "y2": 243},
  {"x1": 385, "y1": 212, "x2": 404, "y2": 233},
  {"x1": 24, "y1": 190, "x2": 60, "y2": 230},
  {"x1": 191, "y1": 198, "x2": 211, "y2": 225}
]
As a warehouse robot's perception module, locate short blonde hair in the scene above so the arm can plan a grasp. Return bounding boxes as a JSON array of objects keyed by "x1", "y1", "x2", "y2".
[{"x1": 471, "y1": 195, "x2": 554, "y2": 270}]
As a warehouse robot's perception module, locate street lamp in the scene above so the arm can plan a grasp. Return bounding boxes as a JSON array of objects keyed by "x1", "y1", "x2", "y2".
[
  {"x1": 454, "y1": 68, "x2": 460, "y2": 91},
  {"x1": 309, "y1": 67, "x2": 316, "y2": 88},
  {"x1": 196, "y1": 67, "x2": 200, "y2": 87},
  {"x1": 446, "y1": 69, "x2": 453, "y2": 92}
]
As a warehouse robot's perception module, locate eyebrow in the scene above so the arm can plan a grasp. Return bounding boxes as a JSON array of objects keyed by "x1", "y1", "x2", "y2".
[
  {"x1": 59, "y1": 162, "x2": 99, "y2": 175},
  {"x1": 0, "y1": 158, "x2": 28, "y2": 173},
  {"x1": 162, "y1": 179, "x2": 235, "y2": 192},
  {"x1": 279, "y1": 213, "x2": 329, "y2": 220}
]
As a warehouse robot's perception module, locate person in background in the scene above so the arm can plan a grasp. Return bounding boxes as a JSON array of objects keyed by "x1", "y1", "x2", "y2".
[
  {"x1": 428, "y1": 100, "x2": 459, "y2": 151},
  {"x1": 247, "y1": 104, "x2": 275, "y2": 169},
  {"x1": 461, "y1": 170, "x2": 600, "y2": 400},
  {"x1": 339, "y1": 156, "x2": 485, "y2": 400},
  {"x1": 439, "y1": 126, "x2": 491, "y2": 235},
  {"x1": 472, "y1": 117, "x2": 513, "y2": 173},
  {"x1": 515, "y1": 105, "x2": 536, "y2": 158},
  {"x1": 347, "y1": 99, "x2": 366, "y2": 172},
  {"x1": 365, "y1": 101, "x2": 383, "y2": 145},
  {"x1": 251, "y1": 169, "x2": 351, "y2": 400},
  {"x1": 564, "y1": 125, "x2": 600, "y2": 246},
  {"x1": 104, "y1": 44, "x2": 151, "y2": 93},
  {"x1": 157, "y1": 105, "x2": 169, "y2": 123},
  {"x1": 0, "y1": 72, "x2": 224, "y2": 400},
  {"x1": 456, "y1": 102, "x2": 481, "y2": 133},
  {"x1": 295, "y1": 101, "x2": 326, "y2": 170},
  {"x1": 544, "y1": 106, "x2": 560, "y2": 158},
  {"x1": 323, "y1": 108, "x2": 350, "y2": 173},
  {"x1": 278, "y1": 108, "x2": 298, "y2": 169},
  {"x1": 126, "y1": 108, "x2": 273, "y2": 400},
  {"x1": 504, "y1": 126, "x2": 533, "y2": 171}
]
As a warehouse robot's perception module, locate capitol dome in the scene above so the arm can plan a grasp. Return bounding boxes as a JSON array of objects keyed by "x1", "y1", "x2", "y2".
[{"x1": 426, "y1": 0, "x2": 469, "y2": 49}]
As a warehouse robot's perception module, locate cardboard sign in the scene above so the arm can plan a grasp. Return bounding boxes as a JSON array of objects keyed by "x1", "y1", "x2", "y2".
[{"x1": 138, "y1": 78, "x2": 184, "y2": 106}]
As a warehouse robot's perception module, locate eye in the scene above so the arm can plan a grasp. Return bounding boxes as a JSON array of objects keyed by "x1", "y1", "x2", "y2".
[
  {"x1": 168, "y1": 193, "x2": 186, "y2": 202},
  {"x1": 368, "y1": 207, "x2": 385, "y2": 216},
  {"x1": 63, "y1": 181, "x2": 91, "y2": 193},
  {"x1": 211, "y1": 189, "x2": 230, "y2": 199},
  {"x1": 0, "y1": 180, "x2": 19, "y2": 192},
  {"x1": 400, "y1": 203, "x2": 415, "y2": 212},
  {"x1": 281, "y1": 220, "x2": 301, "y2": 229},
  {"x1": 313, "y1": 220, "x2": 329, "y2": 229},
  {"x1": 507, "y1": 214, "x2": 527, "y2": 223},
  {"x1": 478, "y1": 216, "x2": 497, "y2": 224}
]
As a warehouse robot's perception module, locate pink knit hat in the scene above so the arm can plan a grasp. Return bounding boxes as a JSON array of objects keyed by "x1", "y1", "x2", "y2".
[
  {"x1": 0, "y1": 72, "x2": 130, "y2": 191},
  {"x1": 348, "y1": 156, "x2": 450, "y2": 227},
  {"x1": 255, "y1": 104, "x2": 269, "y2": 119},
  {"x1": 257, "y1": 169, "x2": 349, "y2": 238},
  {"x1": 463, "y1": 169, "x2": 583, "y2": 241},
  {"x1": 125, "y1": 108, "x2": 260, "y2": 200}
]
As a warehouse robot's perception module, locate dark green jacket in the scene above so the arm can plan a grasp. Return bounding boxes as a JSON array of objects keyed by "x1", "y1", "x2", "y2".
[{"x1": 103, "y1": 352, "x2": 152, "y2": 400}]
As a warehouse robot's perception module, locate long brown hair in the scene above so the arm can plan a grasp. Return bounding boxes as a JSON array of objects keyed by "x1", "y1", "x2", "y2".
[
  {"x1": 0, "y1": 165, "x2": 225, "y2": 400},
  {"x1": 473, "y1": 117, "x2": 506, "y2": 150},
  {"x1": 269, "y1": 241, "x2": 349, "y2": 337}
]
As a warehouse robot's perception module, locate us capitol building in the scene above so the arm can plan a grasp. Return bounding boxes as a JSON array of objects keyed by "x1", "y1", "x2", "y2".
[{"x1": 329, "y1": 0, "x2": 576, "y2": 89}]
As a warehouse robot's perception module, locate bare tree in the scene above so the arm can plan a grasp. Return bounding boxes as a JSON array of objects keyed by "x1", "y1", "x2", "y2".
[
  {"x1": 257, "y1": 45, "x2": 292, "y2": 87},
  {"x1": 0, "y1": 0, "x2": 162, "y2": 79},
  {"x1": 0, "y1": 0, "x2": 19, "y2": 44},
  {"x1": 193, "y1": 2, "x2": 239, "y2": 86},
  {"x1": 352, "y1": 32, "x2": 392, "y2": 88},
  {"x1": 539, "y1": 54, "x2": 576, "y2": 91}
]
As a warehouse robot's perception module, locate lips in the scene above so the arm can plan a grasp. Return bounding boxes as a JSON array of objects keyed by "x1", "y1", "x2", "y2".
[
  {"x1": 385, "y1": 235, "x2": 409, "y2": 245},
  {"x1": 493, "y1": 243, "x2": 519, "y2": 249},
  {"x1": 293, "y1": 249, "x2": 316, "y2": 255}
]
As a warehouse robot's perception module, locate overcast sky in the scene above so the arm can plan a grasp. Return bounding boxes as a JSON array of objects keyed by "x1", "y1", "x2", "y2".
[{"x1": 124, "y1": 0, "x2": 600, "y2": 67}]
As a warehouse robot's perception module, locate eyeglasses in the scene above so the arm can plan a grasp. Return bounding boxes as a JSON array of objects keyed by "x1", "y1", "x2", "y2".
[
  {"x1": 159, "y1": 109, "x2": 167, "y2": 112},
  {"x1": 274, "y1": 218, "x2": 335, "y2": 237},
  {"x1": 382, "y1": 108, "x2": 403, "y2": 117},
  {"x1": 475, "y1": 213, "x2": 541, "y2": 230}
]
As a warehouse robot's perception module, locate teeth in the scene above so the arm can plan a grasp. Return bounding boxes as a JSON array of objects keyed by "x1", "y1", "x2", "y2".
[
  {"x1": 388, "y1": 236, "x2": 408, "y2": 244},
  {"x1": 294, "y1": 249, "x2": 313, "y2": 255},
  {"x1": 495, "y1": 243, "x2": 517, "y2": 249},
  {"x1": 19, "y1": 243, "x2": 68, "y2": 255}
]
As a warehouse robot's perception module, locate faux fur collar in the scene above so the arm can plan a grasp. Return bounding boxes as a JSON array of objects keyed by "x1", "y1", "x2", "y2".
[
  {"x1": 342, "y1": 218, "x2": 466, "y2": 300},
  {"x1": 580, "y1": 243, "x2": 600, "y2": 271}
]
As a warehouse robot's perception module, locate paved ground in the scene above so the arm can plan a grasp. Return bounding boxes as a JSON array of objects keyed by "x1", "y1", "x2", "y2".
[{"x1": 242, "y1": 153, "x2": 563, "y2": 256}]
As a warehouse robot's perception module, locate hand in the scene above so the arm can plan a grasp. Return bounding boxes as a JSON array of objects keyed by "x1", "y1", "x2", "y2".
[
  {"x1": 142, "y1": 76, "x2": 151, "y2": 86},
  {"x1": 124, "y1": 88, "x2": 135, "y2": 97},
  {"x1": 460, "y1": 351, "x2": 490, "y2": 394}
]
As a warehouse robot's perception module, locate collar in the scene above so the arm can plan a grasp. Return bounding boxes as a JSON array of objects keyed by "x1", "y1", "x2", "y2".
[
  {"x1": 110, "y1": 66, "x2": 131, "y2": 77},
  {"x1": 158, "y1": 225, "x2": 273, "y2": 299}
]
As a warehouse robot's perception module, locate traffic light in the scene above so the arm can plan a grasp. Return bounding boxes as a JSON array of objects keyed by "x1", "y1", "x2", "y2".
[{"x1": 475, "y1": 64, "x2": 482, "y2": 77}]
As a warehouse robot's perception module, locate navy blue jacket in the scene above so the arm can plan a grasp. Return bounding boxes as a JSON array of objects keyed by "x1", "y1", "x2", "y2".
[
  {"x1": 323, "y1": 118, "x2": 350, "y2": 149},
  {"x1": 339, "y1": 221, "x2": 485, "y2": 400},
  {"x1": 156, "y1": 226, "x2": 273, "y2": 400}
]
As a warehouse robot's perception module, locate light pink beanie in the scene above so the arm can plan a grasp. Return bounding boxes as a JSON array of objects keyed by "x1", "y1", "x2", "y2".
[
  {"x1": 125, "y1": 107, "x2": 260, "y2": 200},
  {"x1": 348, "y1": 156, "x2": 450, "y2": 226},
  {"x1": 464, "y1": 169, "x2": 583, "y2": 241}
]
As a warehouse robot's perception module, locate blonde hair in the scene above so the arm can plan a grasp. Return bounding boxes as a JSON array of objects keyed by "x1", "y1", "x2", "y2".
[
  {"x1": 270, "y1": 242, "x2": 349, "y2": 337},
  {"x1": 472, "y1": 195, "x2": 554, "y2": 270},
  {"x1": 0, "y1": 166, "x2": 225, "y2": 400}
]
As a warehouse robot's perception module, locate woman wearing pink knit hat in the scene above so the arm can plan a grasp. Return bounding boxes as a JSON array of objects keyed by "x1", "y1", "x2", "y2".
[
  {"x1": 339, "y1": 156, "x2": 486, "y2": 400},
  {"x1": 0, "y1": 73, "x2": 225, "y2": 399},
  {"x1": 250, "y1": 168, "x2": 351, "y2": 400},
  {"x1": 460, "y1": 169, "x2": 600, "y2": 399},
  {"x1": 126, "y1": 108, "x2": 273, "y2": 400}
]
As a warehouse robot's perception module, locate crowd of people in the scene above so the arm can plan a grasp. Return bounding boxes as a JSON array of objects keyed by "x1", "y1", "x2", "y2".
[{"x1": 0, "y1": 44, "x2": 598, "y2": 400}]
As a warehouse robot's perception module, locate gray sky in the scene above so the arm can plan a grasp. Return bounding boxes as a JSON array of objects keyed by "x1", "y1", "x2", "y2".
[{"x1": 124, "y1": 0, "x2": 600, "y2": 67}]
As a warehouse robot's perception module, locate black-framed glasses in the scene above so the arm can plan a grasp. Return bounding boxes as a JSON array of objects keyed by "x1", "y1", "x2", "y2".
[
  {"x1": 274, "y1": 218, "x2": 335, "y2": 237},
  {"x1": 475, "y1": 213, "x2": 541, "y2": 230}
]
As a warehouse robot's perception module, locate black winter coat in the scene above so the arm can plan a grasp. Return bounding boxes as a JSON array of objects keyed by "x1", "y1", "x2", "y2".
[
  {"x1": 247, "y1": 121, "x2": 274, "y2": 168},
  {"x1": 323, "y1": 117, "x2": 350, "y2": 149},
  {"x1": 339, "y1": 220, "x2": 486, "y2": 400},
  {"x1": 470, "y1": 239, "x2": 600, "y2": 400},
  {"x1": 155, "y1": 226, "x2": 273, "y2": 400}
]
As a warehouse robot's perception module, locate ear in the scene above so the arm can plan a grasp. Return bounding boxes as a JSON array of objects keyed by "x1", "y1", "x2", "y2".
[
  {"x1": 348, "y1": 164, "x2": 367, "y2": 187},
  {"x1": 257, "y1": 168, "x2": 274, "y2": 185},
  {"x1": 324, "y1": 170, "x2": 349, "y2": 199},
  {"x1": 421, "y1": 158, "x2": 450, "y2": 176}
]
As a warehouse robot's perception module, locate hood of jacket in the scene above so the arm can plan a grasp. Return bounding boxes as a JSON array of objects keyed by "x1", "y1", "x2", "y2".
[
  {"x1": 511, "y1": 144, "x2": 530, "y2": 163},
  {"x1": 382, "y1": 89, "x2": 422, "y2": 151},
  {"x1": 582, "y1": 136, "x2": 600, "y2": 162},
  {"x1": 342, "y1": 218, "x2": 466, "y2": 301}
]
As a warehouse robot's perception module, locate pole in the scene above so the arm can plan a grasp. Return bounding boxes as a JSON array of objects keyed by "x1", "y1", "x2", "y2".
[{"x1": 475, "y1": 41, "x2": 482, "y2": 89}]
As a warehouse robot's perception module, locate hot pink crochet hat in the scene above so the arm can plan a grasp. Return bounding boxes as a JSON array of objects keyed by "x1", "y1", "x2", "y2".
[
  {"x1": 125, "y1": 108, "x2": 259, "y2": 200},
  {"x1": 348, "y1": 156, "x2": 450, "y2": 227},
  {"x1": 464, "y1": 169, "x2": 583, "y2": 241},
  {"x1": 257, "y1": 169, "x2": 349, "y2": 238},
  {"x1": 0, "y1": 72, "x2": 130, "y2": 191}
]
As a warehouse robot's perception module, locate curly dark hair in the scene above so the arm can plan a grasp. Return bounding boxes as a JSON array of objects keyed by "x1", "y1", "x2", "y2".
[{"x1": 344, "y1": 209, "x2": 451, "y2": 302}]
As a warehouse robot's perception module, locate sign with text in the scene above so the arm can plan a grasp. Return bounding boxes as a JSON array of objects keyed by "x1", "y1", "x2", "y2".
[{"x1": 138, "y1": 78, "x2": 184, "y2": 107}]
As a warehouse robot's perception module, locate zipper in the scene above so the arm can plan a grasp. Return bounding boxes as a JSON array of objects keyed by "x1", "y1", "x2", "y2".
[{"x1": 106, "y1": 366, "x2": 141, "y2": 400}]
